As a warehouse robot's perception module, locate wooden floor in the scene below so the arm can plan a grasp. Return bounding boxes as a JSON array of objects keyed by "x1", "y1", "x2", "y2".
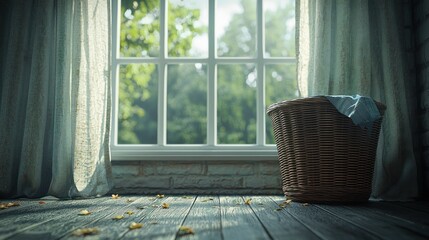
[{"x1": 1, "y1": 195, "x2": 429, "y2": 240}]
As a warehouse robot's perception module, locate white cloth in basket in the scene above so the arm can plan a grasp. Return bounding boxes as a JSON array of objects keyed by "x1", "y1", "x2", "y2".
[{"x1": 324, "y1": 95, "x2": 381, "y2": 131}]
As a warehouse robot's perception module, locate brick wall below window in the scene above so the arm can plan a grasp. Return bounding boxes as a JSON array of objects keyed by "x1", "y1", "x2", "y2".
[{"x1": 111, "y1": 161, "x2": 283, "y2": 195}]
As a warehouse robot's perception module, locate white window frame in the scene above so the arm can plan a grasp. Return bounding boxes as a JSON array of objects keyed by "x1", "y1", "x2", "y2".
[{"x1": 111, "y1": 0, "x2": 296, "y2": 160}]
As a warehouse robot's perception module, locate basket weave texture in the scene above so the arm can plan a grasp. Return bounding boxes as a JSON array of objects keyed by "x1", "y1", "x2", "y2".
[{"x1": 267, "y1": 96, "x2": 386, "y2": 203}]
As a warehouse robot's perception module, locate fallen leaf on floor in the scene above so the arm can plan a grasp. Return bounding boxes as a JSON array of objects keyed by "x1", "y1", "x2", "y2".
[
  {"x1": 0, "y1": 204, "x2": 8, "y2": 210},
  {"x1": 277, "y1": 199, "x2": 293, "y2": 210},
  {"x1": 129, "y1": 222, "x2": 143, "y2": 230},
  {"x1": 78, "y1": 210, "x2": 91, "y2": 215},
  {"x1": 39, "y1": 201, "x2": 46, "y2": 204},
  {"x1": 125, "y1": 211, "x2": 134, "y2": 215},
  {"x1": 126, "y1": 198, "x2": 134, "y2": 203},
  {"x1": 178, "y1": 226, "x2": 194, "y2": 236},
  {"x1": 72, "y1": 227, "x2": 99, "y2": 236},
  {"x1": 156, "y1": 194, "x2": 165, "y2": 199},
  {"x1": 201, "y1": 198, "x2": 214, "y2": 202},
  {"x1": 162, "y1": 203, "x2": 170, "y2": 209},
  {"x1": 112, "y1": 194, "x2": 120, "y2": 199},
  {"x1": 244, "y1": 198, "x2": 252, "y2": 205},
  {"x1": 112, "y1": 215, "x2": 124, "y2": 220},
  {"x1": 302, "y1": 203, "x2": 309, "y2": 206},
  {"x1": 7, "y1": 202, "x2": 20, "y2": 207}
]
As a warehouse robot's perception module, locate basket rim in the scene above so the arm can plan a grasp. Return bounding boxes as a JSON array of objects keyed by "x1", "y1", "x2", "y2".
[{"x1": 266, "y1": 96, "x2": 387, "y2": 115}]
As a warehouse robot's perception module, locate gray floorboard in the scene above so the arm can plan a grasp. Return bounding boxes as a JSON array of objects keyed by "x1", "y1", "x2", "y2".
[{"x1": 0, "y1": 196, "x2": 428, "y2": 240}]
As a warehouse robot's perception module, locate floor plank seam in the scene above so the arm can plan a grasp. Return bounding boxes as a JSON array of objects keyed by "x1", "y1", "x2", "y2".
[
  {"x1": 314, "y1": 205, "x2": 383, "y2": 240},
  {"x1": 114, "y1": 197, "x2": 158, "y2": 240},
  {"x1": 173, "y1": 195, "x2": 197, "y2": 240},
  {"x1": 342, "y1": 205, "x2": 429, "y2": 239},
  {"x1": 218, "y1": 196, "x2": 225, "y2": 240},
  {"x1": 243, "y1": 196, "x2": 274, "y2": 240},
  {"x1": 267, "y1": 196, "x2": 325, "y2": 240},
  {"x1": 383, "y1": 201, "x2": 429, "y2": 215},
  {"x1": 344, "y1": 205, "x2": 419, "y2": 226}
]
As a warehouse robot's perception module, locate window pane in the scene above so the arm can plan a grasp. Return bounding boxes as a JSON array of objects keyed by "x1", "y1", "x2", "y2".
[
  {"x1": 265, "y1": 64, "x2": 298, "y2": 144},
  {"x1": 218, "y1": 64, "x2": 257, "y2": 144},
  {"x1": 168, "y1": 0, "x2": 208, "y2": 57},
  {"x1": 167, "y1": 64, "x2": 207, "y2": 144},
  {"x1": 216, "y1": 0, "x2": 256, "y2": 57},
  {"x1": 120, "y1": 0, "x2": 160, "y2": 57},
  {"x1": 264, "y1": 0, "x2": 295, "y2": 57},
  {"x1": 118, "y1": 64, "x2": 158, "y2": 144}
]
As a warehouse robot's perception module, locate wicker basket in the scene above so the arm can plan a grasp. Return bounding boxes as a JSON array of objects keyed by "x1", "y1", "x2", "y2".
[{"x1": 267, "y1": 96, "x2": 386, "y2": 203}]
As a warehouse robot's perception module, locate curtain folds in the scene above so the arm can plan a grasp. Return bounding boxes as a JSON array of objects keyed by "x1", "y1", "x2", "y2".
[
  {"x1": 0, "y1": 0, "x2": 112, "y2": 198},
  {"x1": 296, "y1": 0, "x2": 420, "y2": 200}
]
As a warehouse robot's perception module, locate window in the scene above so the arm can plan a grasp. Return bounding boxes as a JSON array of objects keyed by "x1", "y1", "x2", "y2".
[{"x1": 111, "y1": 0, "x2": 297, "y2": 160}]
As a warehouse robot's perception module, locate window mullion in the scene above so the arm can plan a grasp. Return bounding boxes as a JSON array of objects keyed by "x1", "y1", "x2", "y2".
[
  {"x1": 158, "y1": 0, "x2": 168, "y2": 146},
  {"x1": 207, "y1": 0, "x2": 216, "y2": 146},
  {"x1": 256, "y1": 0, "x2": 265, "y2": 146}
]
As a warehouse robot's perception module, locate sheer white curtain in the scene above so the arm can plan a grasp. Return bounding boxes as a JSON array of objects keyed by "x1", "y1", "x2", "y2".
[
  {"x1": 0, "y1": 0, "x2": 112, "y2": 198},
  {"x1": 296, "y1": 0, "x2": 420, "y2": 200}
]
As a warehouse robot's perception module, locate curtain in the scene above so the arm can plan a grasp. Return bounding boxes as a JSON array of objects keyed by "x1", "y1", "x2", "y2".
[
  {"x1": 296, "y1": 0, "x2": 420, "y2": 200},
  {"x1": 0, "y1": 0, "x2": 112, "y2": 198}
]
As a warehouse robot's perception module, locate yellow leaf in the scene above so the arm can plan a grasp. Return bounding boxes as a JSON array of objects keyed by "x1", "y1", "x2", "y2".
[
  {"x1": 278, "y1": 199, "x2": 292, "y2": 209},
  {"x1": 72, "y1": 227, "x2": 99, "y2": 236},
  {"x1": 129, "y1": 222, "x2": 143, "y2": 230},
  {"x1": 244, "y1": 198, "x2": 252, "y2": 205},
  {"x1": 162, "y1": 203, "x2": 169, "y2": 209},
  {"x1": 201, "y1": 198, "x2": 214, "y2": 202},
  {"x1": 125, "y1": 211, "x2": 134, "y2": 215},
  {"x1": 78, "y1": 210, "x2": 91, "y2": 215},
  {"x1": 0, "y1": 204, "x2": 8, "y2": 210},
  {"x1": 156, "y1": 194, "x2": 165, "y2": 199},
  {"x1": 7, "y1": 202, "x2": 20, "y2": 207},
  {"x1": 112, "y1": 215, "x2": 124, "y2": 220},
  {"x1": 112, "y1": 194, "x2": 120, "y2": 199},
  {"x1": 178, "y1": 226, "x2": 194, "y2": 235}
]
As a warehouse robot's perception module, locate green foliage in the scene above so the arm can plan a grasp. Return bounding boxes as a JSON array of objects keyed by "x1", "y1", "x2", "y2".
[
  {"x1": 118, "y1": 0, "x2": 297, "y2": 145},
  {"x1": 167, "y1": 64, "x2": 207, "y2": 144},
  {"x1": 118, "y1": 0, "x2": 203, "y2": 144},
  {"x1": 217, "y1": 64, "x2": 257, "y2": 144}
]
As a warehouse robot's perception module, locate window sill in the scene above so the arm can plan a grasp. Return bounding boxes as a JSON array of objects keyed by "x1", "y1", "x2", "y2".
[{"x1": 111, "y1": 145, "x2": 279, "y2": 161}]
